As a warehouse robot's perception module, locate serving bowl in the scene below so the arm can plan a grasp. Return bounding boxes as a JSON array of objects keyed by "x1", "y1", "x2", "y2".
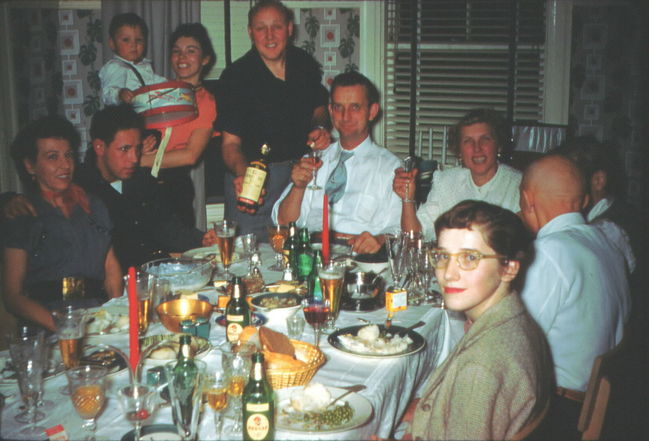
[
  {"x1": 353, "y1": 253, "x2": 389, "y2": 274},
  {"x1": 250, "y1": 292, "x2": 302, "y2": 322},
  {"x1": 155, "y1": 298, "x2": 213, "y2": 333},
  {"x1": 342, "y1": 271, "x2": 386, "y2": 312},
  {"x1": 141, "y1": 257, "x2": 213, "y2": 292}
]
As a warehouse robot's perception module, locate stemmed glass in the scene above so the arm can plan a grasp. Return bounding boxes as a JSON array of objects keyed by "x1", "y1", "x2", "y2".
[
  {"x1": 214, "y1": 219, "x2": 238, "y2": 279},
  {"x1": 302, "y1": 297, "x2": 331, "y2": 348},
  {"x1": 52, "y1": 307, "x2": 89, "y2": 394},
  {"x1": 219, "y1": 341, "x2": 253, "y2": 436},
  {"x1": 164, "y1": 359, "x2": 207, "y2": 441},
  {"x1": 18, "y1": 325, "x2": 55, "y2": 411},
  {"x1": 117, "y1": 384, "x2": 157, "y2": 441},
  {"x1": 318, "y1": 261, "x2": 346, "y2": 333},
  {"x1": 67, "y1": 365, "x2": 107, "y2": 441},
  {"x1": 307, "y1": 148, "x2": 323, "y2": 190},
  {"x1": 385, "y1": 232, "x2": 408, "y2": 288},
  {"x1": 267, "y1": 224, "x2": 289, "y2": 271},
  {"x1": 203, "y1": 368, "x2": 228, "y2": 438},
  {"x1": 401, "y1": 156, "x2": 417, "y2": 204},
  {"x1": 7, "y1": 329, "x2": 46, "y2": 438}
]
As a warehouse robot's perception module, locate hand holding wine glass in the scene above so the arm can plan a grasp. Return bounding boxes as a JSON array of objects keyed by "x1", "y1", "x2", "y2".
[
  {"x1": 302, "y1": 297, "x2": 331, "y2": 348},
  {"x1": 307, "y1": 144, "x2": 323, "y2": 190},
  {"x1": 401, "y1": 156, "x2": 417, "y2": 204}
]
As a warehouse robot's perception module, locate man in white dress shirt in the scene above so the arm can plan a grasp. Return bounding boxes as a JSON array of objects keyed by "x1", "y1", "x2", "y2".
[
  {"x1": 272, "y1": 71, "x2": 402, "y2": 254},
  {"x1": 519, "y1": 154, "x2": 630, "y2": 439}
]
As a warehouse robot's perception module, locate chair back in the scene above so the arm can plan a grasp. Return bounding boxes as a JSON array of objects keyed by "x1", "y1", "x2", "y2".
[
  {"x1": 510, "y1": 399, "x2": 550, "y2": 441},
  {"x1": 578, "y1": 335, "x2": 627, "y2": 440}
]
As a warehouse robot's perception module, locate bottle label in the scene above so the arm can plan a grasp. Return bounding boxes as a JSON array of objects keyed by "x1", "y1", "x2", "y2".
[
  {"x1": 246, "y1": 402, "x2": 269, "y2": 412},
  {"x1": 386, "y1": 288, "x2": 408, "y2": 312},
  {"x1": 226, "y1": 319, "x2": 243, "y2": 342},
  {"x1": 245, "y1": 413, "x2": 271, "y2": 440},
  {"x1": 240, "y1": 166, "x2": 267, "y2": 203}
]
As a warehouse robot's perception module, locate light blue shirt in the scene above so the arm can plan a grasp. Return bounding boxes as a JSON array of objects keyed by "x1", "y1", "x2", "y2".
[
  {"x1": 272, "y1": 137, "x2": 402, "y2": 236},
  {"x1": 99, "y1": 55, "x2": 167, "y2": 105},
  {"x1": 521, "y1": 212, "x2": 630, "y2": 391}
]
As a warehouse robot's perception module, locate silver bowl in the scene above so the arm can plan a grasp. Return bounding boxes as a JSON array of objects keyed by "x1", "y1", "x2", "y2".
[{"x1": 140, "y1": 257, "x2": 213, "y2": 292}]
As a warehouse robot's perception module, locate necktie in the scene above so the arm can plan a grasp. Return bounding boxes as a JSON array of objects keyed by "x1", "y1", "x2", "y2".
[{"x1": 325, "y1": 150, "x2": 353, "y2": 204}]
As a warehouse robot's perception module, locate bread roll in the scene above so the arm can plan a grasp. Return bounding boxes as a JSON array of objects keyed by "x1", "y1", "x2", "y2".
[
  {"x1": 259, "y1": 327, "x2": 295, "y2": 357},
  {"x1": 239, "y1": 326, "x2": 260, "y2": 349},
  {"x1": 263, "y1": 351, "x2": 306, "y2": 370}
]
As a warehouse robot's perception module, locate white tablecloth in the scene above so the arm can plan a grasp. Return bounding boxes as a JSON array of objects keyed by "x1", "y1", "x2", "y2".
[{"x1": 0, "y1": 245, "x2": 464, "y2": 440}]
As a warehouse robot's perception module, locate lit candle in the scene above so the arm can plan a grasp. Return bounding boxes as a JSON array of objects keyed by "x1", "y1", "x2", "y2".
[
  {"x1": 127, "y1": 267, "x2": 140, "y2": 370},
  {"x1": 322, "y1": 194, "x2": 330, "y2": 264}
]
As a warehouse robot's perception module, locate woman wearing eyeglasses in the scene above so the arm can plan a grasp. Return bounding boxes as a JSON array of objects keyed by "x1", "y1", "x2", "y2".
[{"x1": 405, "y1": 200, "x2": 553, "y2": 440}]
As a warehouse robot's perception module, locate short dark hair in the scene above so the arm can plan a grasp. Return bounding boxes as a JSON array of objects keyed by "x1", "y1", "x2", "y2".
[
  {"x1": 10, "y1": 115, "x2": 80, "y2": 189},
  {"x1": 330, "y1": 70, "x2": 380, "y2": 106},
  {"x1": 169, "y1": 23, "x2": 216, "y2": 79},
  {"x1": 90, "y1": 104, "x2": 144, "y2": 148},
  {"x1": 450, "y1": 108, "x2": 511, "y2": 156},
  {"x1": 248, "y1": 0, "x2": 294, "y2": 26},
  {"x1": 435, "y1": 200, "x2": 532, "y2": 270},
  {"x1": 554, "y1": 136, "x2": 622, "y2": 197},
  {"x1": 108, "y1": 12, "x2": 149, "y2": 41}
]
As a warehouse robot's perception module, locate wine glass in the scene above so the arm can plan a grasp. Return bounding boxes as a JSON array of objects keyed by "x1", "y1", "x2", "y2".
[
  {"x1": 385, "y1": 232, "x2": 408, "y2": 288},
  {"x1": 164, "y1": 359, "x2": 207, "y2": 441},
  {"x1": 401, "y1": 156, "x2": 417, "y2": 204},
  {"x1": 218, "y1": 341, "x2": 253, "y2": 436},
  {"x1": 307, "y1": 148, "x2": 323, "y2": 190},
  {"x1": 203, "y1": 368, "x2": 228, "y2": 438},
  {"x1": 238, "y1": 232, "x2": 258, "y2": 266},
  {"x1": 117, "y1": 384, "x2": 157, "y2": 441},
  {"x1": 52, "y1": 307, "x2": 89, "y2": 394},
  {"x1": 214, "y1": 219, "x2": 238, "y2": 279},
  {"x1": 7, "y1": 329, "x2": 46, "y2": 438},
  {"x1": 266, "y1": 224, "x2": 289, "y2": 271},
  {"x1": 302, "y1": 297, "x2": 331, "y2": 348},
  {"x1": 67, "y1": 365, "x2": 107, "y2": 441}
]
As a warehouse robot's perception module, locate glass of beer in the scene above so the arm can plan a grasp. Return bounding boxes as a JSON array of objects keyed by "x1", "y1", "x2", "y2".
[
  {"x1": 203, "y1": 369, "x2": 228, "y2": 438},
  {"x1": 318, "y1": 261, "x2": 346, "y2": 332},
  {"x1": 52, "y1": 308, "x2": 88, "y2": 395},
  {"x1": 266, "y1": 225, "x2": 288, "y2": 271},
  {"x1": 67, "y1": 365, "x2": 107, "y2": 441},
  {"x1": 213, "y1": 220, "x2": 238, "y2": 279}
]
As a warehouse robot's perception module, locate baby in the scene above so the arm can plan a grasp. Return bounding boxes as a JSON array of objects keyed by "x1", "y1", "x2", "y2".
[{"x1": 99, "y1": 12, "x2": 166, "y2": 105}]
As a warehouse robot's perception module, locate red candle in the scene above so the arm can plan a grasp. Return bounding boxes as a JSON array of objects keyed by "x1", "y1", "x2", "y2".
[
  {"x1": 127, "y1": 267, "x2": 140, "y2": 370},
  {"x1": 322, "y1": 194, "x2": 330, "y2": 264}
]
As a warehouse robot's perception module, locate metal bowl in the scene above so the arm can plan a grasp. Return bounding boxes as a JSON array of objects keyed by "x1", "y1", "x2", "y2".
[
  {"x1": 141, "y1": 257, "x2": 213, "y2": 292},
  {"x1": 342, "y1": 271, "x2": 386, "y2": 312},
  {"x1": 155, "y1": 298, "x2": 213, "y2": 333}
]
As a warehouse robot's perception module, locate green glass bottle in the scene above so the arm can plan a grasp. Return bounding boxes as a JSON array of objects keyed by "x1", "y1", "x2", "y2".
[
  {"x1": 308, "y1": 249, "x2": 324, "y2": 301},
  {"x1": 225, "y1": 277, "x2": 251, "y2": 343},
  {"x1": 171, "y1": 335, "x2": 199, "y2": 428},
  {"x1": 243, "y1": 352, "x2": 275, "y2": 441},
  {"x1": 282, "y1": 222, "x2": 299, "y2": 277},
  {"x1": 296, "y1": 228, "x2": 314, "y2": 283}
]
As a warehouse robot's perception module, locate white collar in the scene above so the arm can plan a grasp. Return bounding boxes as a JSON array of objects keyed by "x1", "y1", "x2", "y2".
[
  {"x1": 537, "y1": 212, "x2": 586, "y2": 238},
  {"x1": 587, "y1": 197, "x2": 614, "y2": 222}
]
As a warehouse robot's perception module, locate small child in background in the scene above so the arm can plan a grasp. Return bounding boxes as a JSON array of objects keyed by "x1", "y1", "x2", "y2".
[{"x1": 99, "y1": 12, "x2": 166, "y2": 106}]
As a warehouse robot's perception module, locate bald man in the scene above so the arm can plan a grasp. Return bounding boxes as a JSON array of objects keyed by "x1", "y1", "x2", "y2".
[{"x1": 519, "y1": 155, "x2": 630, "y2": 439}]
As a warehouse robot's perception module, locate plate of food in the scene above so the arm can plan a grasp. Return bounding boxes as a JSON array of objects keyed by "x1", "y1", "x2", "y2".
[
  {"x1": 86, "y1": 306, "x2": 130, "y2": 336},
  {"x1": 276, "y1": 383, "x2": 373, "y2": 433},
  {"x1": 328, "y1": 324, "x2": 425, "y2": 358},
  {"x1": 250, "y1": 293, "x2": 302, "y2": 318},
  {"x1": 181, "y1": 244, "x2": 240, "y2": 264},
  {"x1": 140, "y1": 334, "x2": 211, "y2": 364},
  {"x1": 80, "y1": 348, "x2": 128, "y2": 377}
]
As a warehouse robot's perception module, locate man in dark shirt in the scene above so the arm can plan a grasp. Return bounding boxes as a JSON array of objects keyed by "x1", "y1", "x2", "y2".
[
  {"x1": 215, "y1": 0, "x2": 330, "y2": 237},
  {"x1": 2, "y1": 105, "x2": 212, "y2": 269}
]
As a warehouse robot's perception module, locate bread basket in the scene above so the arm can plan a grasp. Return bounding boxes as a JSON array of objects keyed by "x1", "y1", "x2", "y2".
[{"x1": 266, "y1": 340, "x2": 325, "y2": 389}]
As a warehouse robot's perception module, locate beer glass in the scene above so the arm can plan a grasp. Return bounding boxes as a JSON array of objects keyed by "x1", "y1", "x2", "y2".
[
  {"x1": 52, "y1": 307, "x2": 89, "y2": 394},
  {"x1": 318, "y1": 261, "x2": 345, "y2": 332},
  {"x1": 213, "y1": 220, "x2": 238, "y2": 279}
]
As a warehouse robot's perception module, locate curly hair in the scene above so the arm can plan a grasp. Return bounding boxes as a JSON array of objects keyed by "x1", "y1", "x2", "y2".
[
  {"x1": 169, "y1": 23, "x2": 217, "y2": 80},
  {"x1": 450, "y1": 108, "x2": 511, "y2": 157}
]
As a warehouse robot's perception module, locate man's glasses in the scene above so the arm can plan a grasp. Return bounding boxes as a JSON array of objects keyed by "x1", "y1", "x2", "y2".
[{"x1": 430, "y1": 249, "x2": 506, "y2": 271}]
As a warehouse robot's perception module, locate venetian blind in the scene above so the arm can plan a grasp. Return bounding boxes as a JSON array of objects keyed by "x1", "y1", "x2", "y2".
[{"x1": 385, "y1": 0, "x2": 546, "y2": 165}]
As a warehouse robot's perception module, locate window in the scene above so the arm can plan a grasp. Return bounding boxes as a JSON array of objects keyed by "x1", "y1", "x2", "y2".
[{"x1": 385, "y1": 0, "x2": 546, "y2": 164}]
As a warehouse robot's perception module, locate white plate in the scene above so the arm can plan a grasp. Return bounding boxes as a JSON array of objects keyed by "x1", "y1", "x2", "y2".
[
  {"x1": 182, "y1": 245, "x2": 240, "y2": 264},
  {"x1": 275, "y1": 386, "x2": 373, "y2": 434},
  {"x1": 85, "y1": 305, "x2": 130, "y2": 336},
  {"x1": 311, "y1": 243, "x2": 352, "y2": 256}
]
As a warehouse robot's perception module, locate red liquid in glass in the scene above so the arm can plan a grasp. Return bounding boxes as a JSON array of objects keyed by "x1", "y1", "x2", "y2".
[{"x1": 303, "y1": 305, "x2": 330, "y2": 326}]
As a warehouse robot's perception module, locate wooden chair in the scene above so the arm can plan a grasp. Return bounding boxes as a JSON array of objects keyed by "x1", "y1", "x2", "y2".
[
  {"x1": 578, "y1": 337, "x2": 627, "y2": 440},
  {"x1": 510, "y1": 399, "x2": 550, "y2": 441}
]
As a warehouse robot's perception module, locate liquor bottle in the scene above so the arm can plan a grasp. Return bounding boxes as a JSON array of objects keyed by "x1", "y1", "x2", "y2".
[
  {"x1": 296, "y1": 228, "x2": 314, "y2": 283},
  {"x1": 308, "y1": 249, "x2": 324, "y2": 301},
  {"x1": 282, "y1": 222, "x2": 299, "y2": 277},
  {"x1": 238, "y1": 144, "x2": 271, "y2": 213},
  {"x1": 172, "y1": 335, "x2": 199, "y2": 427},
  {"x1": 243, "y1": 352, "x2": 275, "y2": 441},
  {"x1": 225, "y1": 277, "x2": 251, "y2": 343}
]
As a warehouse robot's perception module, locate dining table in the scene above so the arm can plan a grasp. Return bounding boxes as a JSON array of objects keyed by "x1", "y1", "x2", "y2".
[{"x1": 0, "y1": 243, "x2": 465, "y2": 441}]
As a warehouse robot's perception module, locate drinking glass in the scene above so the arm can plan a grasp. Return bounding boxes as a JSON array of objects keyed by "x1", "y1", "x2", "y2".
[
  {"x1": 52, "y1": 307, "x2": 89, "y2": 394},
  {"x1": 67, "y1": 365, "x2": 107, "y2": 441},
  {"x1": 164, "y1": 359, "x2": 206, "y2": 441},
  {"x1": 18, "y1": 325, "x2": 55, "y2": 411},
  {"x1": 203, "y1": 368, "x2": 228, "y2": 438},
  {"x1": 117, "y1": 384, "x2": 157, "y2": 441},
  {"x1": 218, "y1": 341, "x2": 253, "y2": 435},
  {"x1": 213, "y1": 220, "x2": 238, "y2": 279},
  {"x1": 286, "y1": 311, "x2": 305, "y2": 340},
  {"x1": 307, "y1": 149, "x2": 323, "y2": 190},
  {"x1": 302, "y1": 297, "x2": 331, "y2": 348},
  {"x1": 238, "y1": 233, "x2": 258, "y2": 263},
  {"x1": 401, "y1": 156, "x2": 417, "y2": 204},
  {"x1": 385, "y1": 232, "x2": 408, "y2": 288},
  {"x1": 7, "y1": 329, "x2": 46, "y2": 437},
  {"x1": 125, "y1": 270, "x2": 153, "y2": 335},
  {"x1": 150, "y1": 277, "x2": 172, "y2": 324},
  {"x1": 318, "y1": 261, "x2": 346, "y2": 332},
  {"x1": 266, "y1": 224, "x2": 289, "y2": 271}
]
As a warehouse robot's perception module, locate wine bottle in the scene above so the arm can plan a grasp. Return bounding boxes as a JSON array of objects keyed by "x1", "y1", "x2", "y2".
[
  {"x1": 172, "y1": 335, "x2": 199, "y2": 428},
  {"x1": 243, "y1": 352, "x2": 275, "y2": 441},
  {"x1": 238, "y1": 144, "x2": 271, "y2": 213},
  {"x1": 296, "y1": 228, "x2": 314, "y2": 283},
  {"x1": 308, "y1": 249, "x2": 324, "y2": 301},
  {"x1": 282, "y1": 222, "x2": 299, "y2": 277},
  {"x1": 225, "y1": 277, "x2": 251, "y2": 343}
]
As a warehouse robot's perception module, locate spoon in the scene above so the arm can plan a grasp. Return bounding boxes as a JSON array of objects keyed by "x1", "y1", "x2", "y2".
[{"x1": 326, "y1": 384, "x2": 365, "y2": 409}]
